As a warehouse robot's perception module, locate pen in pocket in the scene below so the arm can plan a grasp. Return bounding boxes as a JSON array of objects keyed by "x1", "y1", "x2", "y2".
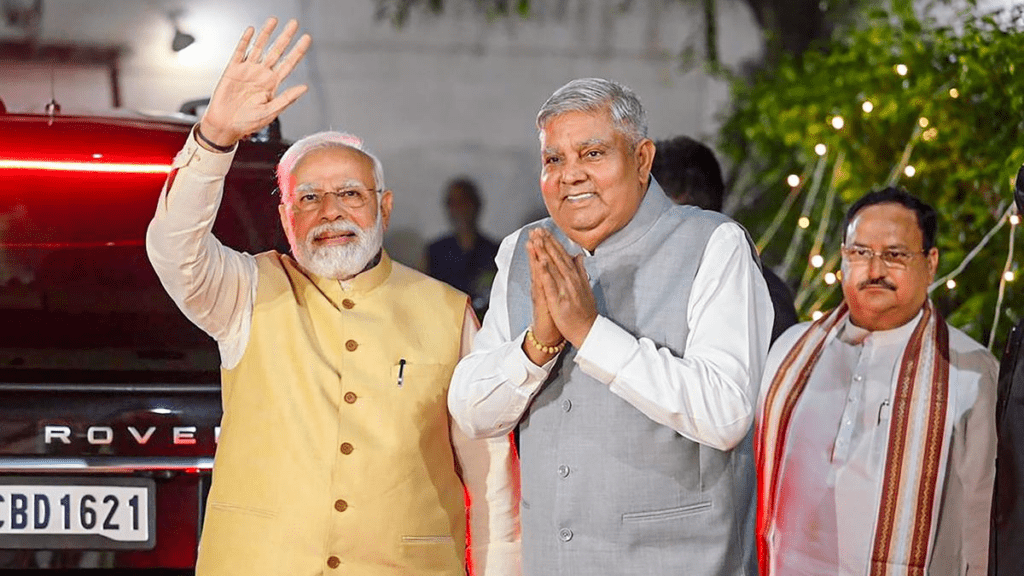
[{"x1": 397, "y1": 358, "x2": 406, "y2": 387}]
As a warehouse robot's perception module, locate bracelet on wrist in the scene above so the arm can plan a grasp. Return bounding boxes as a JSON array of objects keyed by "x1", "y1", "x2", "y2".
[
  {"x1": 195, "y1": 123, "x2": 235, "y2": 153},
  {"x1": 526, "y1": 328, "x2": 566, "y2": 356}
]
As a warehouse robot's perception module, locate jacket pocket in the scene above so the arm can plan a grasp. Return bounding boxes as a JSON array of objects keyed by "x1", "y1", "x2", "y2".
[{"x1": 621, "y1": 500, "x2": 713, "y2": 523}]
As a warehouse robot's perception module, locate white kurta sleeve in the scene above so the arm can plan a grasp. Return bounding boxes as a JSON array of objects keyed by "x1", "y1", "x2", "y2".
[
  {"x1": 450, "y1": 305, "x2": 522, "y2": 576},
  {"x1": 448, "y1": 230, "x2": 557, "y2": 439},
  {"x1": 145, "y1": 128, "x2": 257, "y2": 369},
  {"x1": 573, "y1": 222, "x2": 773, "y2": 451}
]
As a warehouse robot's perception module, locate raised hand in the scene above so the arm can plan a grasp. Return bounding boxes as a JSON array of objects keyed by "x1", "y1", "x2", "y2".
[
  {"x1": 529, "y1": 228, "x2": 597, "y2": 350},
  {"x1": 198, "y1": 17, "x2": 311, "y2": 149}
]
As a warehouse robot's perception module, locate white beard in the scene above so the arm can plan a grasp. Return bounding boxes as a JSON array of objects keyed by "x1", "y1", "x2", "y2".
[{"x1": 290, "y1": 210, "x2": 384, "y2": 280}]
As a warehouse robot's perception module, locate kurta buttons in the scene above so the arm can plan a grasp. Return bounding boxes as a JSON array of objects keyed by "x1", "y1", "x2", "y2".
[
  {"x1": 344, "y1": 392, "x2": 357, "y2": 404},
  {"x1": 561, "y1": 399, "x2": 572, "y2": 412},
  {"x1": 340, "y1": 442, "x2": 354, "y2": 454},
  {"x1": 334, "y1": 499, "x2": 348, "y2": 512},
  {"x1": 327, "y1": 556, "x2": 341, "y2": 569},
  {"x1": 558, "y1": 464, "x2": 570, "y2": 478},
  {"x1": 342, "y1": 298, "x2": 355, "y2": 309},
  {"x1": 345, "y1": 340, "x2": 358, "y2": 351},
  {"x1": 559, "y1": 528, "x2": 573, "y2": 542}
]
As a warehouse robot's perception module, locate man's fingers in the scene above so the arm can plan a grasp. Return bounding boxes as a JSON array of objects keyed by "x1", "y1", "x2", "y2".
[
  {"x1": 274, "y1": 33, "x2": 312, "y2": 80},
  {"x1": 262, "y1": 84, "x2": 309, "y2": 118},
  {"x1": 263, "y1": 19, "x2": 300, "y2": 69},
  {"x1": 248, "y1": 17, "x2": 279, "y2": 62},
  {"x1": 231, "y1": 26, "x2": 256, "y2": 63}
]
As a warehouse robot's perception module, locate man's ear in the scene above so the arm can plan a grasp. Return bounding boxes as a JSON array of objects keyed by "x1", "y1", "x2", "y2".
[
  {"x1": 926, "y1": 246, "x2": 939, "y2": 278},
  {"x1": 379, "y1": 190, "x2": 394, "y2": 230},
  {"x1": 636, "y1": 138, "x2": 656, "y2": 186}
]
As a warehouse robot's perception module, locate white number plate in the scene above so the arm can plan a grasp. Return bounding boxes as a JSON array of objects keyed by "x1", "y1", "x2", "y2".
[{"x1": 0, "y1": 477, "x2": 155, "y2": 549}]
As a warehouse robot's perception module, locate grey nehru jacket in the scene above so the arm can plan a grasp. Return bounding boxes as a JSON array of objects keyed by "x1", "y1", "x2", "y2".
[{"x1": 507, "y1": 179, "x2": 758, "y2": 575}]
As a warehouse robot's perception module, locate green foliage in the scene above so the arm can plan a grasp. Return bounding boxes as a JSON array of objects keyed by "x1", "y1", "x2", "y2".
[{"x1": 719, "y1": 1, "x2": 1024, "y2": 350}]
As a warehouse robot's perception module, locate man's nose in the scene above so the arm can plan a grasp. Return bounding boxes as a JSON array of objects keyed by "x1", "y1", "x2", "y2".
[
  {"x1": 559, "y1": 159, "x2": 587, "y2": 185},
  {"x1": 318, "y1": 192, "x2": 350, "y2": 220},
  {"x1": 867, "y1": 253, "x2": 887, "y2": 276}
]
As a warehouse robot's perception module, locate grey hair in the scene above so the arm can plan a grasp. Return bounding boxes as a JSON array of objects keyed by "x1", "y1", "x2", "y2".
[
  {"x1": 536, "y1": 77, "x2": 648, "y2": 146},
  {"x1": 276, "y1": 130, "x2": 386, "y2": 202}
]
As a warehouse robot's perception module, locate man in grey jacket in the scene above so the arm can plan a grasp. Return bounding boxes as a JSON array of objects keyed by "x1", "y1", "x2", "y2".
[{"x1": 448, "y1": 77, "x2": 772, "y2": 575}]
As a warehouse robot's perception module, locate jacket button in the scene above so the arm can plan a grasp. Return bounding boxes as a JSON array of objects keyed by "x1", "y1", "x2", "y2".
[
  {"x1": 558, "y1": 464, "x2": 570, "y2": 478},
  {"x1": 340, "y1": 442, "x2": 354, "y2": 455},
  {"x1": 344, "y1": 392, "x2": 357, "y2": 404},
  {"x1": 334, "y1": 499, "x2": 348, "y2": 512},
  {"x1": 561, "y1": 399, "x2": 572, "y2": 412},
  {"x1": 327, "y1": 556, "x2": 341, "y2": 569},
  {"x1": 342, "y1": 298, "x2": 355, "y2": 309},
  {"x1": 558, "y1": 528, "x2": 573, "y2": 542},
  {"x1": 345, "y1": 339, "x2": 358, "y2": 351}
]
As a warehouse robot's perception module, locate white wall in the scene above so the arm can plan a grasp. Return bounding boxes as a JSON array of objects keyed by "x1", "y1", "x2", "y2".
[{"x1": 1, "y1": 0, "x2": 763, "y2": 267}]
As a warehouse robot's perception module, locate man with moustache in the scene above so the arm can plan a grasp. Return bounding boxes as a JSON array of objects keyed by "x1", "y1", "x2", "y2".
[
  {"x1": 146, "y1": 18, "x2": 519, "y2": 576},
  {"x1": 448, "y1": 77, "x2": 773, "y2": 575},
  {"x1": 756, "y1": 187, "x2": 997, "y2": 575}
]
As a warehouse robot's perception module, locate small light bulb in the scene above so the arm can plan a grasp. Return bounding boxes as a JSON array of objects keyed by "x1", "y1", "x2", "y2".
[
  {"x1": 923, "y1": 128, "x2": 938, "y2": 142},
  {"x1": 811, "y1": 311, "x2": 824, "y2": 320},
  {"x1": 946, "y1": 279, "x2": 956, "y2": 289},
  {"x1": 798, "y1": 216, "x2": 811, "y2": 229},
  {"x1": 92, "y1": 153, "x2": 103, "y2": 159},
  {"x1": 831, "y1": 116, "x2": 845, "y2": 129},
  {"x1": 949, "y1": 88, "x2": 960, "y2": 98},
  {"x1": 896, "y1": 63, "x2": 908, "y2": 76},
  {"x1": 1004, "y1": 271, "x2": 1015, "y2": 282},
  {"x1": 824, "y1": 272, "x2": 837, "y2": 285},
  {"x1": 815, "y1": 143, "x2": 827, "y2": 156},
  {"x1": 787, "y1": 174, "x2": 800, "y2": 187},
  {"x1": 810, "y1": 254, "x2": 824, "y2": 268},
  {"x1": 1011, "y1": 214, "x2": 1021, "y2": 225},
  {"x1": 862, "y1": 101, "x2": 874, "y2": 113},
  {"x1": 918, "y1": 117, "x2": 929, "y2": 128},
  {"x1": 904, "y1": 165, "x2": 916, "y2": 177}
]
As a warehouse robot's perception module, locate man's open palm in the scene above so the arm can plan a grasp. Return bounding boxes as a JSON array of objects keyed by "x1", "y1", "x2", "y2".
[{"x1": 200, "y1": 17, "x2": 311, "y2": 147}]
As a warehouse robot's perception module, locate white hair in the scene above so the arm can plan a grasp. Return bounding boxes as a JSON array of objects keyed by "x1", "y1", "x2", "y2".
[
  {"x1": 276, "y1": 130, "x2": 386, "y2": 202},
  {"x1": 536, "y1": 77, "x2": 647, "y2": 147}
]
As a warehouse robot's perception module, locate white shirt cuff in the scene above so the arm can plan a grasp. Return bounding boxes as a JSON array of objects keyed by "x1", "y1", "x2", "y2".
[{"x1": 574, "y1": 315, "x2": 638, "y2": 385}]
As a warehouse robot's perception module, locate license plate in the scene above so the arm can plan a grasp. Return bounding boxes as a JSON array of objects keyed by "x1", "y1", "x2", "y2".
[{"x1": 0, "y1": 477, "x2": 156, "y2": 549}]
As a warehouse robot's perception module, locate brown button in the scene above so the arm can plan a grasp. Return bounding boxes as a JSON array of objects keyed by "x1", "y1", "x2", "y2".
[
  {"x1": 340, "y1": 442, "x2": 354, "y2": 455},
  {"x1": 345, "y1": 339, "x2": 358, "y2": 351},
  {"x1": 334, "y1": 499, "x2": 348, "y2": 512},
  {"x1": 327, "y1": 556, "x2": 341, "y2": 569},
  {"x1": 342, "y1": 298, "x2": 355, "y2": 309},
  {"x1": 344, "y1": 391, "x2": 357, "y2": 404}
]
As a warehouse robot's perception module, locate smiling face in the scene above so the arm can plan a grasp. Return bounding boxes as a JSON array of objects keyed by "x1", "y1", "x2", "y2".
[
  {"x1": 840, "y1": 202, "x2": 938, "y2": 331},
  {"x1": 538, "y1": 108, "x2": 655, "y2": 252},
  {"x1": 278, "y1": 145, "x2": 393, "y2": 279}
]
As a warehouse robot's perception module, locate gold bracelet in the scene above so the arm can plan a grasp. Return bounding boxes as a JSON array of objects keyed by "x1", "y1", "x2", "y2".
[{"x1": 526, "y1": 328, "x2": 566, "y2": 355}]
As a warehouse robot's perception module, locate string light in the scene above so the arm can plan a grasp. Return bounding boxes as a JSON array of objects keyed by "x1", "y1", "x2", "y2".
[
  {"x1": 904, "y1": 165, "x2": 916, "y2": 177},
  {"x1": 787, "y1": 174, "x2": 801, "y2": 187},
  {"x1": 824, "y1": 272, "x2": 837, "y2": 284},
  {"x1": 1005, "y1": 271, "x2": 1015, "y2": 282},
  {"x1": 810, "y1": 254, "x2": 825, "y2": 268},
  {"x1": 812, "y1": 311, "x2": 824, "y2": 320},
  {"x1": 918, "y1": 117, "x2": 930, "y2": 128},
  {"x1": 1011, "y1": 214, "x2": 1020, "y2": 225},
  {"x1": 798, "y1": 216, "x2": 811, "y2": 229},
  {"x1": 923, "y1": 128, "x2": 938, "y2": 142},
  {"x1": 862, "y1": 101, "x2": 874, "y2": 113},
  {"x1": 815, "y1": 143, "x2": 827, "y2": 156},
  {"x1": 946, "y1": 279, "x2": 956, "y2": 289},
  {"x1": 895, "y1": 63, "x2": 908, "y2": 76},
  {"x1": 831, "y1": 116, "x2": 845, "y2": 129},
  {"x1": 949, "y1": 88, "x2": 960, "y2": 98}
]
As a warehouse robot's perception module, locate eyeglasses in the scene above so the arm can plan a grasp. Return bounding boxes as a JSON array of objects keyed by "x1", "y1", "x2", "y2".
[
  {"x1": 841, "y1": 244, "x2": 927, "y2": 270},
  {"x1": 291, "y1": 186, "x2": 381, "y2": 213}
]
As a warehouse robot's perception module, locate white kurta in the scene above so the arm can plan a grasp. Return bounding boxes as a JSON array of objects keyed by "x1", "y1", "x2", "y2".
[{"x1": 757, "y1": 312, "x2": 998, "y2": 575}]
